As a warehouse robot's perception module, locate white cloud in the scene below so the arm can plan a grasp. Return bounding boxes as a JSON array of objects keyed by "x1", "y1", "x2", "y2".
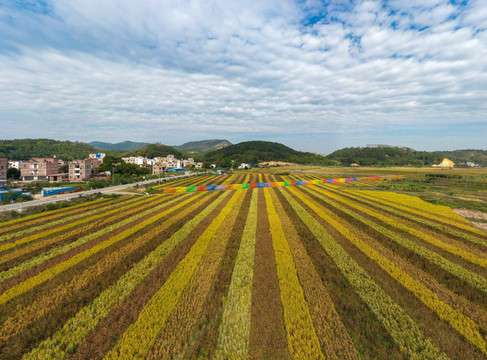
[{"x1": 0, "y1": 0, "x2": 486, "y2": 152}]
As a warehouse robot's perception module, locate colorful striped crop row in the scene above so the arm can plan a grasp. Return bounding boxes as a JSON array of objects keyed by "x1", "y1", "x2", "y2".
[
  {"x1": 302, "y1": 186, "x2": 487, "y2": 296},
  {"x1": 0, "y1": 194, "x2": 190, "y2": 283},
  {"x1": 0, "y1": 193, "x2": 201, "y2": 305},
  {"x1": 25, "y1": 192, "x2": 229, "y2": 360},
  {"x1": 161, "y1": 175, "x2": 403, "y2": 194},
  {"x1": 279, "y1": 187, "x2": 448, "y2": 360},
  {"x1": 0, "y1": 192, "x2": 216, "y2": 343},
  {"x1": 148, "y1": 190, "x2": 248, "y2": 359},
  {"x1": 289, "y1": 187, "x2": 487, "y2": 356},
  {"x1": 317, "y1": 187, "x2": 487, "y2": 268},
  {"x1": 104, "y1": 190, "x2": 243, "y2": 359},
  {"x1": 268, "y1": 189, "x2": 359, "y2": 360},
  {"x1": 0, "y1": 196, "x2": 149, "y2": 252}
]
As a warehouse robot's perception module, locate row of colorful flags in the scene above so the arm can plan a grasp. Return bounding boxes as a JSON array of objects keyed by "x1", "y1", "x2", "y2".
[{"x1": 163, "y1": 175, "x2": 404, "y2": 194}]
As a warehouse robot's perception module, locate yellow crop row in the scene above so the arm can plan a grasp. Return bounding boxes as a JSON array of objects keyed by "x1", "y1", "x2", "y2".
[
  {"x1": 0, "y1": 193, "x2": 203, "y2": 305},
  {"x1": 0, "y1": 195, "x2": 170, "y2": 266},
  {"x1": 0, "y1": 192, "x2": 216, "y2": 343},
  {"x1": 280, "y1": 187, "x2": 448, "y2": 360},
  {"x1": 300, "y1": 185, "x2": 487, "y2": 297},
  {"x1": 0, "y1": 197, "x2": 112, "y2": 229},
  {"x1": 264, "y1": 189, "x2": 325, "y2": 360},
  {"x1": 0, "y1": 194, "x2": 190, "y2": 283},
  {"x1": 315, "y1": 187, "x2": 487, "y2": 269},
  {"x1": 104, "y1": 190, "x2": 243, "y2": 359},
  {"x1": 25, "y1": 192, "x2": 229, "y2": 360},
  {"x1": 149, "y1": 190, "x2": 247, "y2": 359},
  {"x1": 350, "y1": 190, "x2": 487, "y2": 238},
  {"x1": 216, "y1": 189, "x2": 258, "y2": 359},
  {"x1": 0, "y1": 195, "x2": 153, "y2": 252},
  {"x1": 268, "y1": 189, "x2": 359, "y2": 360},
  {"x1": 290, "y1": 187, "x2": 487, "y2": 356}
]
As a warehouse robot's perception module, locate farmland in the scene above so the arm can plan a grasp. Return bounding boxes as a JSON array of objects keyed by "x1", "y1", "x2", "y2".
[{"x1": 1, "y1": 171, "x2": 487, "y2": 359}]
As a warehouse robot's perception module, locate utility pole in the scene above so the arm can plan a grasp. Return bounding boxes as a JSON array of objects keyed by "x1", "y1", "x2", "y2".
[{"x1": 112, "y1": 164, "x2": 116, "y2": 186}]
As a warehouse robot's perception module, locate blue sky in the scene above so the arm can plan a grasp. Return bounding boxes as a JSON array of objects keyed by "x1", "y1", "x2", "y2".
[{"x1": 1, "y1": 0, "x2": 486, "y2": 153}]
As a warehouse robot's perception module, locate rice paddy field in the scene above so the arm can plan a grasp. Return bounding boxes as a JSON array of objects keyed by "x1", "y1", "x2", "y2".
[{"x1": 1, "y1": 171, "x2": 487, "y2": 359}]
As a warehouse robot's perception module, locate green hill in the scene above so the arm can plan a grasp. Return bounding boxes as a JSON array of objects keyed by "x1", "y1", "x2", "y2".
[
  {"x1": 174, "y1": 139, "x2": 232, "y2": 152},
  {"x1": 0, "y1": 139, "x2": 97, "y2": 161},
  {"x1": 327, "y1": 146, "x2": 487, "y2": 167},
  {"x1": 89, "y1": 141, "x2": 150, "y2": 151},
  {"x1": 327, "y1": 146, "x2": 442, "y2": 166},
  {"x1": 204, "y1": 141, "x2": 335, "y2": 165},
  {"x1": 127, "y1": 143, "x2": 183, "y2": 158},
  {"x1": 433, "y1": 150, "x2": 487, "y2": 167}
]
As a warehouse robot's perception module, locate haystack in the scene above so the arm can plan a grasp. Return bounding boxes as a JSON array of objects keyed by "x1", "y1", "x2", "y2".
[{"x1": 433, "y1": 158, "x2": 455, "y2": 168}]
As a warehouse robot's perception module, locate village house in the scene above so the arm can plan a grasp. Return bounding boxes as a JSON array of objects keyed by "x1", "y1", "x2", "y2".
[
  {"x1": 69, "y1": 158, "x2": 100, "y2": 181},
  {"x1": 20, "y1": 158, "x2": 60, "y2": 181},
  {"x1": 0, "y1": 158, "x2": 7, "y2": 182}
]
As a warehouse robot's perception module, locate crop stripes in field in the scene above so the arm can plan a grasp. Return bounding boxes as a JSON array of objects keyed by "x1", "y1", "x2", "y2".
[
  {"x1": 216, "y1": 189, "x2": 258, "y2": 359},
  {"x1": 346, "y1": 190, "x2": 487, "y2": 238},
  {"x1": 24, "y1": 191, "x2": 232, "y2": 359},
  {"x1": 0, "y1": 195, "x2": 187, "y2": 283},
  {"x1": 313, "y1": 187, "x2": 487, "y2": 269},
  {"x1": 0, "y1": 192, "x2": 220, "y2": 343},
  {"x1": 0, "y1": 196, "x2": 148, "y2": 251},
  {"x1": 0, "y1": 197, "x2": 115, "y2": 233},
  {"x1": 0, "y1": 196, "x2": 172, "y2": 267},
  {"x1": 103, "y1": 190, "x2": 244, "y2": 359},
  {"x1": 0, "y1": 197, "x2": 113, "y2": 229},
  {"x1": 0, "y1": 196, "x2": 142, "y2": 243},
  {"x1": 356, "y1": 191, "x2": 471, "y2": 225},
  {"x1": 278, "y1": 187, "x2": 448, "y2": 360},
  {"x1": 148, "y1": 190, "x2": 248, "y2": 359},
  {"x1": 0, "y1": 193, "x2": 203, "y2": 305},
  {"x1": 301, "y1": 186, "x2": 487, "y2": 294},
  {"x1": 268, "y1": 189, "x2": 360, "y2": 360},
  {"x1": 289, "y1": 186, "x2": 487, "y2": 356}
]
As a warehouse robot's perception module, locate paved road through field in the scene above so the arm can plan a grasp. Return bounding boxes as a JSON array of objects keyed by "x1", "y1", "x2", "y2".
[{"x1": 0, "y1": 172, "x2": 198, "y2": 212}]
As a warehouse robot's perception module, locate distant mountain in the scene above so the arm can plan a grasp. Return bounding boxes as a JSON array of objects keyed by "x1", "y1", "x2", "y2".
[
  {"x1": 89, "y1": 141, "x2": 150, "y2": 151},
  {"x1": 204, "y1": 140, "x2": 335, "y2": 165},
  {"x1": 0, "y1": 139, "x2": 97, "y2": 161},
  {"x1": 175, "y1": 139, "x2": 232, "y2": 152}
]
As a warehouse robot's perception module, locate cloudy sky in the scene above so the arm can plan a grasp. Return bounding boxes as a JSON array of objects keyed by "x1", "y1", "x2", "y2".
[{"x1": 1, "y1": 1, "x2": 486, "y2": 153}]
